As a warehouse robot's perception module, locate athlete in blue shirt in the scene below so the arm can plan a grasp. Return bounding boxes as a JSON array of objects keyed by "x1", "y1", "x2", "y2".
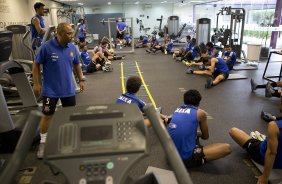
[
  {"x1": 32, "y1": 22, "x2": 85, "y2": 159},
  {"x1": 80, "y1": 44, "x2": 101, "y2": 73},
  {"x1": 116, "y1": 18, "x2": 127, "y2": 43},
  {"x1": 116, "y1": 76, "x2": 169, "y2": 127},
  {"x1": 31, "y1": 2, "x2": 45, "y2": 50},
  {"x1": 135, "y1": 36, "x2": 149, "y2": 48},
  {"x1": 229, "y1": 120, "x2": 282, "y2": 184},
  {"x1": 205, "y1": 42, "x2": 219, "y2": 58},
  {"x1": 222, "y1": 45, "x2": 237, "y2": 70},
  {"x1": 123, "y1": 33, "x2": 132, "y2": 46},
  {"x1": 168, "y1": 89, "x2": 231, "y2": 168},
  {"x1": 186, "y1": 57, "x2": 229, "y2": 88},
  {"x1": 78, "y1": 19, "x2": 87, "y2": 44}
]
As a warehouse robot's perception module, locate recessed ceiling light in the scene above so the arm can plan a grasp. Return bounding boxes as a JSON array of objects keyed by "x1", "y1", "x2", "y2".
[
  {"x1": 77, "y1": 2, "x2": 84, "y2": 5},
  {"x1": 135, "y1": 1, "x2": 139, "y2": 4},
  {"x1": 108, "y1": 2, "x2": 111, "y2": 5}
]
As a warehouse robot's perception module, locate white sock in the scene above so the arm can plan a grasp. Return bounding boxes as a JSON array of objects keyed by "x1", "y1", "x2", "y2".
[{"x1": 40, "y1": 133, "x2": 47, "y2": 143}]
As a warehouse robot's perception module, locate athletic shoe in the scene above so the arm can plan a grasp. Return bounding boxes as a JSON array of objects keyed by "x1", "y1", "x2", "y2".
[
  {"x1": 250, "y1": 131, "x2": 256, "y2": 139},
  {"x1": 37, "y1": 143, "x2": 45, "y2": 159},
  {"x1": 164, "y1": 49, "x2": 168, "y2": 55},
  {"x1": 265, "y1": 82, "x2": 274, "y2": 98},
  {"x1": 250, "y1": 78, "x2": 257, "y2": 92},
  {"x1": 205, "y1": 77, "x2": 213, "y2": 89},
  {"x1": 261, "y1": 111, "x2": 276, "y2": 122},
  {"x1": 105, "y1": 60, "x2": 111, "y2": 65},
  {"x1": 145, "y1": 49, "x2": 151, "y2": 53},
  {"x1": 254, "y1": 131, "x2": 266, "y2": 141},
  {"x1": 199, "y1": 65, "x2": 206, "y2": 70},
  {"x1": 172, "y1": 53, "x2": 176, "y2": 59},
  {"x1": 185, "y1": 68, "x2": 194, "y2": 74}
]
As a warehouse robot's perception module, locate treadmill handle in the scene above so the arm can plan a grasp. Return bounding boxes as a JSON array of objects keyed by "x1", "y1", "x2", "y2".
[
  {"x1": 143, "y1": 104, "x2": 193, "y2": 184},
  {"x1": 0, "y1": 110, "x2": 42, "y2": 184}
]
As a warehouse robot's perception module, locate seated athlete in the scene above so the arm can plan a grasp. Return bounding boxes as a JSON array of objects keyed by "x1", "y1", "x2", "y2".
[
  {"x1": 222, "y1": 45, "x2": 236, "y2": 70},
  {"x1": 135, "y1": 36, "x2": 149, "y2": 48},
  {"x1": 203, "y1": 42, "x2": 219, "y2": 58},
  {"x1": 168, "y1": 89, "x2": 231, "y2": 168},
  {"x1": 80, "y1": 44, "x2": 101, "y2": 73},
  {"x1": 123, "y1": 33, "x2": 132, "y2": 47},
  {"x1": 186, "y1": 56, "x2": 229, "y2": 88},
  {"x1": 173, "y1": 35, "x2": 192, "y2": 59},
  {"x1": 116, "y1": 76, "x2": 169, "y2": 127},
  {"x1": 229, "y1": 121, "x2": 282, "y2": 184},
  {"x1": 163, "y1": 35, "x2": 173, "y2": 55}
]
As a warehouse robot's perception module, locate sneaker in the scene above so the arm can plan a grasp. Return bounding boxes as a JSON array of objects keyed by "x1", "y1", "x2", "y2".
[
  {"x1": 164, "y1": 49, "x2": 168, "y2": 55},
  {"x1": 105, "y1": 60, "x2": 111, "y2": 65},
  {"x1": 265, "y1": 82, "x2": 274, "y2": 98},
  {"x1": 250, "y1": 131, "x2": 256, "y2": 139},
  {"x1": 37, "y1": 143, "x2": 45, "y2": 159},
  {"x1": 145, "y1": 49, "x2": 151, "y2": 53},
  {"x1": 198, "y1": 65, "x2": 206, "y2": 70},
  {"x1": 254, "y1": 131, "x2": 266, "y2": 141},
  {"x1": 250, "y1": 79, "x2": 257, "y2": 92},
  {"x1": 205, "y1": 77, "x2": 213, "y2": 89},
  {"x1": 261, "y1": 111, "x2": 276, "y2": 122},
  {"x1": 185, "y1": 68, "x2": 194, "y2": 74},
  {"x1": 176, "y1": 57, "x2": 182, "y2": 61},
  {"x1": 172, "y1": 53, "x2": 176, "y2": 59}
]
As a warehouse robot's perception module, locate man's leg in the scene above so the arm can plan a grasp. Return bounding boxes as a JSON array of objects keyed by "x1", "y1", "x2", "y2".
[
  {"x1": 38, "y1": 97, "x2": 59, "y2": 159},
  {"x1": 203, "y1": 143, "x2": 231, "y2": 161},
  {"x1": 212, "y1": 74, "x2": 225, "y2": 86},
  {"x1": 229, "y1": 127, "x2": 251, "y2": 147}
]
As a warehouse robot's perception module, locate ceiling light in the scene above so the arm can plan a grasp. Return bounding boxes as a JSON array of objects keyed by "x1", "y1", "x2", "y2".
[
  {"x1": 77, "y1": 2, "x2": 84, "y2": 5},
  {"x1": 161, "y1": 1, "x2": 164, "y2": 3},
  {"x1": 135, "y1": 1, "x2": 139, "y2": 4},
  {"x1": 164, "y1": 1, "x2": 167, "y2": 2},
  {"x1": 190, "y1": 0, "x2": 205, "y2": 3},
  {"x1": 108, "y1": 2, "x2": 111, "y2": 5}
]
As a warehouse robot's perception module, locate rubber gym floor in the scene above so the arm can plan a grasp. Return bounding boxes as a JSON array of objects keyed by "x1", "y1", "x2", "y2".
[{"x1": 3, "y1": 48, "x2": 282, "y2": 183}]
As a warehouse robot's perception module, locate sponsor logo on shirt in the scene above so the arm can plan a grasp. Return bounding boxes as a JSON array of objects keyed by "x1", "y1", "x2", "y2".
[
  {"x1": 175, "y1": 108, "x2": 191, "y2": 114},
  {"x1": 51, "y1": 53, "x2": 59, "y2": 62},
  {"x1": 118, "y1": 95, "x2": 132, "y2": 104},
  {"x1": 70, "y1": 51, "x2": 74, "y2": 58}
]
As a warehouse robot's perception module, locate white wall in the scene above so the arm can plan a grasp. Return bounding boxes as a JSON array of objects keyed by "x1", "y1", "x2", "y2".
[
  {"x1": 0, "y1": 0, "x2": 30, "y2": 31},
  {"x1": 0, "y1": 0, "x2": 65, "y2": 31}
]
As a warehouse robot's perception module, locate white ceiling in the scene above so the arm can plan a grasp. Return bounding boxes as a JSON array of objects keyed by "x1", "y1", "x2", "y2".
[{"x1": 55, "y1": 0, "x2": 214, "y2": 7}]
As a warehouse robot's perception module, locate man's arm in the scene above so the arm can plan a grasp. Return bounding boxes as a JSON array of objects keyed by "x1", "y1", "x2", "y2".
[
  {"x1": 209, "y1": 58, "x2": 217, "y2": 73},
  {"x1": 73, "y1": 64, "x2": 85, "y2": 92},
  {"x1": 32, "y1": 61, "x2": 42, "y2": 96},
  {"x1": 197, "y1": 109, "x2": 209, "y2": 140},
  {"x1": 31, "y1": 17, "x2": 45, "y2": 35},
  {"x1": 257, "y1": 121, "x2": 279, "y2": 184}
]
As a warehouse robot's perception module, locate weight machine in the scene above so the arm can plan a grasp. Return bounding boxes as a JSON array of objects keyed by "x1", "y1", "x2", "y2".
[{"x1": 212, "y1": 7, "x2": 245, "y2": 58}]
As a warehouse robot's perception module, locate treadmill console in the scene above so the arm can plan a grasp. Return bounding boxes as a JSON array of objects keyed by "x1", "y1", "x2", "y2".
[{"x1": 44, "y1": 104, "x2": 148, "y2": 184}]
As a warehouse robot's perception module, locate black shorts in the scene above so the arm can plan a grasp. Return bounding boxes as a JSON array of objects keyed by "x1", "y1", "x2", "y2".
[
  {"x1": 79, "y1": 37, "x2": 85, "y2": 43},
  {"x1": 212, "y1": 71, "x2": 229, "y2": 80},
  {"x1": 183, "y1": 145, "x2": 206, "y2": 168},
  {"x1": 243, "y1": 138, "x2": 264, "y2": 164},
  {"x1": 87, "y1": 62, "x2": 98, "y2": 73},
  {"x1": 42, "y1": 96, "x2": 76, "y2": 115},
  {"x1": 116, "y1": 31, "x2": 124, "y2": 39}
]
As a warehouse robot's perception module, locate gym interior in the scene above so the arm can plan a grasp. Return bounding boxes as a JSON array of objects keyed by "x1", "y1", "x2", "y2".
[{"x1": 0, "y1": 0, "x2": 282, "y2": 184}]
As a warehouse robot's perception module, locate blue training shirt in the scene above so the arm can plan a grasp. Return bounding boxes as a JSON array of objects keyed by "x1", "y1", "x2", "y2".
[
  {"x1": 31, "y1": 15, "x2": 45, "y2": 48},
  {"x1": 117, "y1": 21, "x2": 126, "y2": 31},
  {"x1": 116, "y1": 92, "x2": 146, "y2": 113},
  {"x1": 215, "y1": 57, "x2": 229, "y2": 74},
  {"x1": 260, "y1": 120, "x2": 282, "y2": 169},
  {"x1": 78, "y1": 24, "x2": 86, "y2": 39},
  {"x1": 35, "y1": 37, "x2": 80, "y2": 98},
  {"x1": 80, "y1": 51, "x2": 91, "y2": 66},
  {"x1": 223, "y1": 51, "x2": 237, "y2": 66},
  {"x1": 208, "y1": 48, "x2": 219, "y2": 57},
  {"x1": 167, "y1": 104, "x2": 198, "y2": 160}
]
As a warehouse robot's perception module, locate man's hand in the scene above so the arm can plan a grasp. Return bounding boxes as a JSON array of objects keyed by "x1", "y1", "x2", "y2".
[
  {"x1": 256, "y1": 175, "x2": 268, "y2": 184},
  {"x1": 33, "y1": 83, "x2": 42, "y2": 97},
  {"x1": 79, "y1": 81, "x2": 85, "y2": 92}
]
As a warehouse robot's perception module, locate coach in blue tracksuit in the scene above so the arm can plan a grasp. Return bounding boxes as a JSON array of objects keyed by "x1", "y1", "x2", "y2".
[
  {"x1": 32, "y1": 22, "x2": 85, "y2": 159},
  {"x1": 168, "y1": 89, "x2": 231, "y2": 168}
]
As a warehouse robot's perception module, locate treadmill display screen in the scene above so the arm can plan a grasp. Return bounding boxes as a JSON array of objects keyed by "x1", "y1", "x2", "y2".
[{"x1": 80, "y1": 126, "x2": 113, "y2": 141}]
